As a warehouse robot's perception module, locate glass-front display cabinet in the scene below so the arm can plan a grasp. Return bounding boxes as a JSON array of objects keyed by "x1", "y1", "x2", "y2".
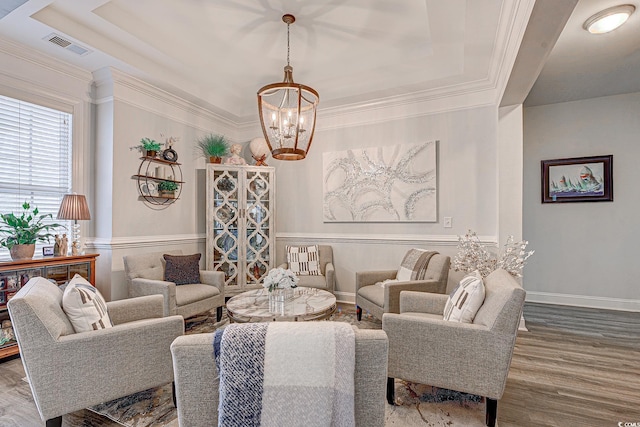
[{"x1": 206, "y1": 165, "x2": 275, "y2": 295}]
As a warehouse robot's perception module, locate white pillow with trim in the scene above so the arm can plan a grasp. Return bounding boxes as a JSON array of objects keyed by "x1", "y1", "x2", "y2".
[
  {"x1": 286, "y1": 245, "x2": 321, "y2": 276},
  {"x1": 62, "y1": 274, "x2": 112, "y2": 333},
  {"x1": 442, "y1": 270, "x2": 485, "y2": 323}
]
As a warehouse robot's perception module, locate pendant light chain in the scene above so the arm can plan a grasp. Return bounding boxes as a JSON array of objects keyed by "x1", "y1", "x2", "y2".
[{"x1": 287, "y1": 22, "x2": 291, "y2": 67}]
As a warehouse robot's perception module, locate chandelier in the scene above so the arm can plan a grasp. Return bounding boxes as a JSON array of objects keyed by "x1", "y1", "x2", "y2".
[{"x1": 257, "y1": 14, "x2": 319, "y2": 161}]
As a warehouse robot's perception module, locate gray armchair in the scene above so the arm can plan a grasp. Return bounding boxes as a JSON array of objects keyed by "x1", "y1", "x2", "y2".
[
  {"x1": 355, "y1": 253, "x2": 450, "y2": 321},
  {"x1": 171, "y1": 327, "x2": 388, "y2": 427},
  {"x1": 123, "y1": 250, "x2": 225, "y2": 321},
  {"x1": 7, "y1": 276, "x2": 184, "y2": 427},
  {"x1": 278, "y1": 244, "x2": 336, "y2": 293},
  {"x1": 382, "y1": 268, "x2": 526, "y2": 427}
]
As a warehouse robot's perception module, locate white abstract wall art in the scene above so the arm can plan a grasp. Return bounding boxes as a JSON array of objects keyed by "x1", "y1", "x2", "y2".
[{"x1": 323, "y1": 141, "x2": 437, "y2": 222}]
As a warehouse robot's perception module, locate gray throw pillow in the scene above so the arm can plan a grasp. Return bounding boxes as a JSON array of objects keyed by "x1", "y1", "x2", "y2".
[{"x1": 164, "y1": 253, "x2": 201, "y2": 285}]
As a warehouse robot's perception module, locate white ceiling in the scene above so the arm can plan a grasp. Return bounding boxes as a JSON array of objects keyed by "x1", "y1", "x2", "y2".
[
  {"x1": 2, "y1": 1, "x2": 634, "y2": 116},
  {"x1": 525, "y1": 0, "x2": 640, "y2": 106},
  {"x1": 0, "y1": 0, "x2": 518, "y2": 122}
]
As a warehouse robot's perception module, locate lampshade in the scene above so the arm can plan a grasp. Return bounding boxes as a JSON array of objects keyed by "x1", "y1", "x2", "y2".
[
  {"x1": 57, "y1": 194, "x2": 91, "y2": 221},
  {"x1": 583, "y1": 4, "x2": 635, "y2": 34},
  {"x1": 257, "y1": 14, "x2": 319, "y2": 161}
]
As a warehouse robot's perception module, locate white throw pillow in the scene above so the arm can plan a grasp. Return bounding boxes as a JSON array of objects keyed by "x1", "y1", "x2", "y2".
[
  {"x1": 442, "y1": 270, "x2": 485, "y2": 323},
  {"x1": 286, "y1": 245, "x2": 321, "y2": 276},
  {"x1": 62, "y1": 274, "x2": 113, "y2": 333}
]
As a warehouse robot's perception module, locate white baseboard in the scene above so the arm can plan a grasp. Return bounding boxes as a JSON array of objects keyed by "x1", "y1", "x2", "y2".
[
  {"x1": 335, "y1": 291, "x2": 356, "y2": 305},
  {"x1": 526, "y1": 291, "x2": 640, "y2": 312}
]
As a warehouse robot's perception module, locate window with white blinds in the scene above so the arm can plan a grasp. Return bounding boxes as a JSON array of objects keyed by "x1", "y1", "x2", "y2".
[{"x1": 0, "y1": 94, "x2": 72, "y2": 259}]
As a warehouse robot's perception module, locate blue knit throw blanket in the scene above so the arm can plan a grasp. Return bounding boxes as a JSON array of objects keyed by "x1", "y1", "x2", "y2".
[{"x1": 213, "y1": 322, "x2": 356, "y2": 427}]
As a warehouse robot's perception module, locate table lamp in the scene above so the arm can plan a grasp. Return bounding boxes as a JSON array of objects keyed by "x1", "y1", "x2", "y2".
[{"x1": 57, "y1": 193, "x2": 91, "y2": 255}]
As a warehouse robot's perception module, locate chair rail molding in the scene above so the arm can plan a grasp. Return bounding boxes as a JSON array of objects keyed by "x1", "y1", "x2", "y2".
[
  {"x1": 276, "y1": 232, "x2": 497, "y2": 246},
  {"x1": 86, "y1": 234, "x2": 205, "y2": 250}
]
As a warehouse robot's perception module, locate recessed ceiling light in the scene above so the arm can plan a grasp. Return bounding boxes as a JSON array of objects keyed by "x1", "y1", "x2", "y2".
[{"x1": 583, "y1": 4, "x2": 635, "y2": 34}]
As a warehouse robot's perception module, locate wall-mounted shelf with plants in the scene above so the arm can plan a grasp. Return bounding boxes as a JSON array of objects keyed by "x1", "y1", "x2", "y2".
[{"x1": 133, "y1": 155, "x2": 183, "y2": 206}]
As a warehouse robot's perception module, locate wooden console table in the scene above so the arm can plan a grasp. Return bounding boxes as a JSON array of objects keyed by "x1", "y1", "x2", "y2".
[{"x1": 0, "y1": 253, "x2": 99, "y2": 360}]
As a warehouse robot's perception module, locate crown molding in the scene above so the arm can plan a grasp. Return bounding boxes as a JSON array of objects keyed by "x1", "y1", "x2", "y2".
[
  {"x1": 92, "y1": 67, "x2": 239, "y2": 139},
  {"x1": 492, "y1": 0, "x2": 537, "y2": 105},
  {"x1": 0, "y1": 38, "x2": 92, "y2": 83}
]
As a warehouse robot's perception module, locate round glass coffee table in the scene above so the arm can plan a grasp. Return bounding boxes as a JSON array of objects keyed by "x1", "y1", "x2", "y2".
[{"x1": 226, "y1": 287, "x2": 336, "y2": 323}]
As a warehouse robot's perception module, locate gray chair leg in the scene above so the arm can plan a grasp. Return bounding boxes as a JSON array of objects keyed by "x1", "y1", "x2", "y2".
[
  {"x1": 486, "y1": 398, "x2": 497, "y2": 427},
  {"x1": 216, "y1": 306, "x2": 223, "y2": 322},
  {"x1": 356, "y1": 306, "x2": 362, "y2": 321},
  {"x1": 46, "y1": 416, "x2": 62, "y2": 427},
  {"x1": 386, "y1": 377, "x2": 395, "y2": 405}
]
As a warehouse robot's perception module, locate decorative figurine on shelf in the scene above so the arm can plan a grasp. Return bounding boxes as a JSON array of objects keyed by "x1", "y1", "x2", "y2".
[
  {"x1": 60, "y1": 234, "x2": 68, "y2": 257},
  {"x1": 54, "y1": 234, "x2": 62, "y2": 256},
  {"x1": 71, "y1": 240, "x2": 80, "y2": 256},
  {"x1": 224, "y1": 143, "x2": 247, "y2": 165},
  {"x1": 249, "y1": 137, "x2": 269, "y2": 166}
]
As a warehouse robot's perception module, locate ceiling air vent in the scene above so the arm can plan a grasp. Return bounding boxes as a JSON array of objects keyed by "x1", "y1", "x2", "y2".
[{"x1": 44, "y1": 33, "x2": 92, "y2": 56}]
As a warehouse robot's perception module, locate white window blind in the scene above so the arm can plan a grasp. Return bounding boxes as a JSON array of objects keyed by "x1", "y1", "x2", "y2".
[{"x1": 0, "y1": 94, "x2": 72, "y2": 259}]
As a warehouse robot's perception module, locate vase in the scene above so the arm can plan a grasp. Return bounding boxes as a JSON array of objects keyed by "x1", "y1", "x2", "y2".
[
  {"x1": 158, "y1": 190, "x2": 175, "y2": 198},
  {"x1": 268, "y1": 287, "x2": 294, "y2": 302},
  {"x1": 9, "y1": 244, "x2": 35, "y2": 261},
  {"x1": 145, "y1": 150, "x2": 157, "y2": 158},
  {"x1": 209, "y1": 156, "x2": 222, "y2": 164}
]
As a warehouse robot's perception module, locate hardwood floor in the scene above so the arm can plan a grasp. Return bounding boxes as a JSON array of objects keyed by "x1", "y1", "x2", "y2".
[
  {"x1": 500, "y1": 303, "x2": 640, "y2": 427},
  {"x1": 0, "y1": 302, "x2": 638, "y2": 426}
]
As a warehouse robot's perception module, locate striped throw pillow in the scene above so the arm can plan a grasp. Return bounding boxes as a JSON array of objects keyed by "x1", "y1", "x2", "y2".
[
  {"x1": 62, "y1": 274, "x2": 113, "y2": 333},
  {"x1": 286, "y1": 245, "x2": 321, "y2": 276},
  {"x1": 443, "y1": 270, "x2": 485, "y2": 323}
]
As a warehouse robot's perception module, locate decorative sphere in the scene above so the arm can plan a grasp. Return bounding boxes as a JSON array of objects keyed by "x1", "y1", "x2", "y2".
[{"x1": 249, "y1": 137, "x2": 269, "y2": 159}]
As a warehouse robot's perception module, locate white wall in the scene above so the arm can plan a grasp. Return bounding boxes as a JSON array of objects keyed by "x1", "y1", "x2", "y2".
[
  {"x1": 273, "y1": 105, "x2": 500, "y2": 301},
  {"x1": 89, "y1": 68, "x2": 242, "y2": 300},
  {"x1": 497, "y1": 105, "x2": 523, "y2": 243},
  {"x1": 523, "y1": 92, "x2": 640, "y2": 311}
]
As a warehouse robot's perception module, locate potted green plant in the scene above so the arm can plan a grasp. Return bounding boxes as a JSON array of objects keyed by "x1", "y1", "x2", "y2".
[
  {"x1": 157, "y1": 180, "x2": 179, "y2": 198},
  {"x1": 0, "y1": 202, "x2": 63, "y2": 260},
  {"x1": 196, "y1": 134, "x2": 229, "y2": 163},
  {"x1": 139, "y1": 137, "x2": 162, "y2": 157}
]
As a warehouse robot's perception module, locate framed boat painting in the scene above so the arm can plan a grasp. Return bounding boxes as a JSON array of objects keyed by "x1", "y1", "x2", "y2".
[{"x1": 541, "y1": 155, "x2": 613, "y2": 203}]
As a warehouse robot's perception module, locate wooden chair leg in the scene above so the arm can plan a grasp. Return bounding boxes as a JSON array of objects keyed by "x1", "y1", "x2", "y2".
[
  {"x1": 386, "y1": 377, "x2": 395, "y2": 405},
  {"x1": 216, "y1": 306, "x2": 223, "y2": 322},
  {"x1": 46, "y1": 416, "x2": 62, "y2": 427},
  {"x1": 356, "y1": 306, "x2": 362, "y2": 321},
  {"x1": 486, "y1": 398, "x2": 497, "y2": 427}
]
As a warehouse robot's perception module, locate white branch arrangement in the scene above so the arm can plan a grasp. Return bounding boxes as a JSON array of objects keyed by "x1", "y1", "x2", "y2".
[{"x1": 452, "y1": 230, "x2": 534, "y2": 278}]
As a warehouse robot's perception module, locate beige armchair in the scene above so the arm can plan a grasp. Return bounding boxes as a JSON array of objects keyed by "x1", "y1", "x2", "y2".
[
  {"x1": 8, "y1": 276, "x2": 184, "y2": 427},
  {"x1": 355, "y1": 252, "x2": 450, "y2": 321},
  {"x1": 171, "y1": 327, "x2": 388, "y2": 427},
  {"x1": 278, "y1": 244, "x2": 335, "y2": 293},
  {"x1": 382, "y1": 268, "x2": 526, "y2": 427},
  {"x1": 123, "y1": 250, "x2": 225, "y2": 321}
]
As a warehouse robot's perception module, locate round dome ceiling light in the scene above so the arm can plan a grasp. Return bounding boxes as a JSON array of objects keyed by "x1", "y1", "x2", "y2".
[{"x1": 583, "y1": 4, "x2": 635, "y2": 34}]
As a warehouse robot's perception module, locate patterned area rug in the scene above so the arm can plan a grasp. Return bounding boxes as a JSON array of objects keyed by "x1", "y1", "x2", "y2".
[{"x1": 89, "y1": 304, "x2": 485, "y2": 427}]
